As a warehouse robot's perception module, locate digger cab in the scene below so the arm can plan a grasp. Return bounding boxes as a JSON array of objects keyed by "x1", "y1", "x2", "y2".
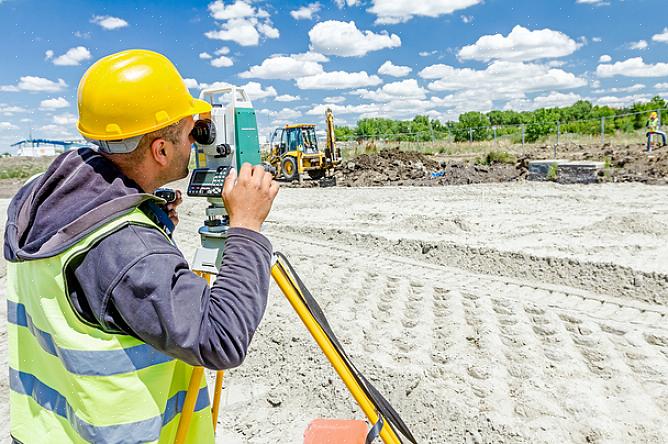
[
  {"x1": 271, "y1": 124, "x2": 319, "y2": 155},
  {"x1": 269, "y1": 124, "x2": 327, "y2": 181}
]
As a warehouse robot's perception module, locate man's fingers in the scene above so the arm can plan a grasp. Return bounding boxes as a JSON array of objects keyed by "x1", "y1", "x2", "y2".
[
  {"x1": 238, "y1": 162, "x2": 252, "y2": 180},
  {"x1": 222, "y1": 167, "x2": 237, "y2": 198},
  {"x1": 250, "y1": 164, "x2": 265, "y2": 188},
  {"x1": 269, "y1": 180, "x2": 279, "y2": 199},
  {"x1": 261, "y1": 169, "x2": 273, "y2": 191}
]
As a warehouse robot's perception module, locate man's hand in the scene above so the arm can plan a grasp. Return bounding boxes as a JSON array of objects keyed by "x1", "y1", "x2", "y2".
[
  {"x1": 223, "y1": 163, "x2": 279, "y2": 232},
  {"x1": 165, "y1": 190, "x2": 183, "y2": 227}
]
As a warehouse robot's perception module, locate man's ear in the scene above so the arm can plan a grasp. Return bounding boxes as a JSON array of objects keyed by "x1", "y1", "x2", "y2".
[{"x1": 150, "y1": 138, "x2": 169, "y2": 167}]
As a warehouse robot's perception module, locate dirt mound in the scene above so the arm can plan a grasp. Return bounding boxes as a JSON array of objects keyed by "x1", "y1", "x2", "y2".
[{"x1": 334, "y1": 148, "x2": 523, "y2": 187}]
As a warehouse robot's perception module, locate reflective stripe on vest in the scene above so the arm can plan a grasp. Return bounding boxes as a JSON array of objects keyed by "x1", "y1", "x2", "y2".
[
  {"x1": 8, "y1": 300, "x2": 174, "y2": 376},
  {"x1": 10, "y1": 368, "x2": 210, "y2": 444},
  {"x1": 8, "y1": 207, "x2": 214, "y2": 443}
]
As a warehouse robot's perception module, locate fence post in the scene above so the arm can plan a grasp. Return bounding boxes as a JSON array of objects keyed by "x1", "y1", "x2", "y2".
[
  {"x1": 428, "y1": 119, "x2": 436, "y2": 152},
  {"x1": 556, "y1": 121, "x2": 560, "y2": 146},
  {"x1": 493, "y1": 126, "x2": 497, "y2": 145},
  {"x1": 659, "y1": 109, "x2": 662, "y2": 127},
  {"x1": 601, "y1": 116, "x2": 605, "y2": 145},
  {"x1": 469, "y1": 129, "x2": 473, "y2": 143},
  {"x1": 521, "y1": 124, "x2": 525, "y2": 148}
]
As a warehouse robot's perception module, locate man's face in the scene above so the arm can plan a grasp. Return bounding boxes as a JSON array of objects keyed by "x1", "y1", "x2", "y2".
[{"x1": 169, "y1": 116, "x2": 195, "y2": 181}]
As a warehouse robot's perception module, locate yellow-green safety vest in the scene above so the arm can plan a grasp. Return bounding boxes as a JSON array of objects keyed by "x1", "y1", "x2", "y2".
[{"x1": 7, "y1": 207, "x2": 214, "y2": 443}]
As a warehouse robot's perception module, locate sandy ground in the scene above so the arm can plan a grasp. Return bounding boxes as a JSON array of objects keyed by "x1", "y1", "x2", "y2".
[{"x1": 1, "y1": 182, "x2": 668, "y2": 443}]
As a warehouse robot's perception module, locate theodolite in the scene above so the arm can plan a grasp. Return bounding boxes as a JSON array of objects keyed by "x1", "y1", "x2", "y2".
[{"x1": 175, "y1": 86, "x2": 415, "y2": 444}]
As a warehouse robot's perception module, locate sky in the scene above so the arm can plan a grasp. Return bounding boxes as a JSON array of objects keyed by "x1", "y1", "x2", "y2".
[{"x1": 1, "y1": 0, "x2": 668, "y2": 152}]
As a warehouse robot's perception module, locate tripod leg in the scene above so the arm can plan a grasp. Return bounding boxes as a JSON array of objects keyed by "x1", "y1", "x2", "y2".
[
  {"x1": 271, "y1": 261, "x2": 402, "y2": 444},
  {"x1": 211, "y1": 370, "x2": 225, "y2": 431},
  {"x1": 174, "y1": 366, "x2": 205, "y2": 444}
]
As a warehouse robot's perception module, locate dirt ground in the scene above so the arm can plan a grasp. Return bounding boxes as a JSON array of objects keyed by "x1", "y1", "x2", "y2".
[
  {"x1": 319, "y1": 143, "x2": 668, "y2": 188},
  {"x1": 2, "y1": 181, "x2": 666, "y2": 443}
]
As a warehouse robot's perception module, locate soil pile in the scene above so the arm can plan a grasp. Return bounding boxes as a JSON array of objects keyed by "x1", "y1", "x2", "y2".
[{"x1": 333, "y1": 148, "x2": 523, "y2": 187}]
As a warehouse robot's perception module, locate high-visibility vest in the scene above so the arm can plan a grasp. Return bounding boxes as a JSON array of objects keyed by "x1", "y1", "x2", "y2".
[{"x1": 7, "y1": 207, "x2": 214, "y2": 443}]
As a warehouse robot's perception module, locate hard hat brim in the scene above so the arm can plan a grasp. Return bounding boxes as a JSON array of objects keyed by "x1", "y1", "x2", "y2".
[{"x1": 78, "y1": 97, "x2": 213, "y2": 141}]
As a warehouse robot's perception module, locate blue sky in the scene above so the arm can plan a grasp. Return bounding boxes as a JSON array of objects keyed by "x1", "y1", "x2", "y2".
[{"x1": 1, "y1": 0, "x2": 668, "y2": 151}]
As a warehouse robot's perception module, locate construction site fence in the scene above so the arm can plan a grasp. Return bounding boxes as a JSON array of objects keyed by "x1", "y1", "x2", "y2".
[{"x1": 331, "y1": 107, "x2": 668, "y2": 159}]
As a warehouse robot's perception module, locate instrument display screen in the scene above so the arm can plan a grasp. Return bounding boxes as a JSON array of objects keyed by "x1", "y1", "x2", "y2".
[{"x1": 187, "y1": 167, "x2": 231, "y2": 197}]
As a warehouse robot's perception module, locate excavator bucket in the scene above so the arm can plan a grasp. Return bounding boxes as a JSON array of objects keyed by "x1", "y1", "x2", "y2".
[{"x1": 303, "y1": 419, "x2": 369, "y2": 444}]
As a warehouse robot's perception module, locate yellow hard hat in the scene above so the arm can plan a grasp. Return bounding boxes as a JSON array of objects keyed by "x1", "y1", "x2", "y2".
[
  {"x1": 77, "y1": 49, "x2": 211, "y2": 140},
  {"x1": 650, "y1": 112, "x2": 658, "y2": 118}
]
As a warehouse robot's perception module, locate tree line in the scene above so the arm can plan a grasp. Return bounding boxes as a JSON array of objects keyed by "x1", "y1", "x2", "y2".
[{"x1": 334, "y1": 96, "x2": 667, "y2": 143}]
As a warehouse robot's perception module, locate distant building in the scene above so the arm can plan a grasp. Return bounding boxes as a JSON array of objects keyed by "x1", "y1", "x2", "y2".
[{"x1": 11, "y1": 138, "x2": 94, "y2": 157}]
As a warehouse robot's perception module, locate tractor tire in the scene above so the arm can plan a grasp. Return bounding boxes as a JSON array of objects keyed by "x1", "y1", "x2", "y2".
[
  {"x1": 308, "y1": 168, "x2": 325, "y2": 180},
  {"x1": 282, "y1": 157, "x2": 299, "y2": 181}
]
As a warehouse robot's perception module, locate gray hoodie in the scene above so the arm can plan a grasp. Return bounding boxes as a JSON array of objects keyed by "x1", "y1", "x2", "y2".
[{"x1": 4, "y1": 148, "x2": 272, "y2": 370}]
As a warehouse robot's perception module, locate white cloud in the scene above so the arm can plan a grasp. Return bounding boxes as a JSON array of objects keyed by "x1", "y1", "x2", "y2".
[
  {"x1": 199, "y1": 52, "x2": 213, "y2": 59},
  {"x1": 74, "y1": 31, "x2": 92, "y2": 39},
  {"x1": 420, "y1": 61, "x2": 587, "y2": 98},
  {"x1": 503, "y1": 92, "x2": 584, "y2": 112},
  {"x1": 656, "y1": 82, "x2": 668, "y2": 89},
  {"x1": 211, "y1": 48, "x2": 233, "y2": 68},
  {"x1": 290, "y1": 51, "x2": 329, "y2": 63},
  {"x1": 419, "y1": 50, "x2": 437, "y2": 57},
  {"x1": 275, "y1": 94, "x2": 301, "y2": 102},
  {"x1": 52, "y1": 113, "x2": 78, "y2": 125},
  {"x1": 334, "y1": 0, "x2": 360, "y2": 7},
  {"x1": 199, "y1": 81, "x2": 277, "y2": 101},
  {"x1": 205, "y1": 18, "x2": 261, "y2": 46},
  {"x1": 576, "y1": 0, "x2": 610, "y2": 5},
  {"x1": 257, "y1": 22, "x2": 279, "y2": 39},
  {"x1": 205, "y1": 1, "x2": 279, "y2": 46},
  {"x1": 367, "y1": 0, "x2": 483, "y2": 25},
  {"x1": 461, "y1": 15, "x2": 473, "y2": 24},
  {"x1": 91, "y1": 15, "x2": 128, "y2": 30},
  {"x1": 592, "y1": 37, "x2": 602, "y2": 43},
  {"x1": 628, "y1": 40, "x2": 648, "y2": 50},
  {"x1": 378, "y1": 60, "x2": 412, "y2": 77},
  {"x1": 606, "y1": 83, "x2": 645, "y2": 93},
  {"x1": 38, "y1": 124, "x2": 77, "y2": 137},
  {"x1": 458, "y1": 25, "x2": 580, "y2": 62},
  {"x1": 306, "y1": 98, "x2": 437, "y2": 120},
  {"x1": 44, "y1": 50, "x2": 53, "y2": 60},
  {"x1": 40, "y1": 97, "x2": 70, "y2": 109},
  {"x1": 599, "y1": 54, "x2": 612, "y2": 63},
  {"x1": 597, "y1": 57, "x2": 668, "y2": 78},
  {"x1": 52, "y1": 46, "x2": 92, "y2": 66},
  {"x1": 183, "y1": 78, "x2": 199, "y2": 89},
  {"x1": 270, "y1": 108, "x2": 302, "y2": 123},
  {"x1": 211, "y1": 56, "x2": 233, "y2": 68},
  {"x1": 308, "y1": 20, "x2": 400, "y2": 57},
  {"x1": 296, "y1": 71, "x2": 383, "y2": 89},
  {"x1": 352, "y1": 79, "x2": 426, "y2": 101},
  {"x1": 594, "y1": 94, "x2": 651, "y2": 107},
  {"x1": 0, "y1": 103, "x2": 29, "y2": 115},
  {"x1": 291, "y1": 2, "x2": 320, "y2": 20},
  {"x1": 324, "y1": 96, "x2": 346, "y2": 103},
  {"x1": 1, "y1": 76, "x2": 67, "y2": 92},
  {"x1": 653, "y1": 28, "x2": 668, "y2": 44},
  {"x1": 0, "y1": 122, "x2": 19, "y2": 130},
  {"x1": 240, "y1": 55, "x2": 324, "y2": 80}
]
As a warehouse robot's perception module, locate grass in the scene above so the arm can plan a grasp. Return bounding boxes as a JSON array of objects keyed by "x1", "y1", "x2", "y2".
[
  {"x1": 0, "y1": 156, "x2": 54, "y2": 180},
  {"x1": 475, "y1": 150, "x2": 517, "y2": 166},
  {"x1": 547, "y1": 163, "x2": 559, "y2": 181}
]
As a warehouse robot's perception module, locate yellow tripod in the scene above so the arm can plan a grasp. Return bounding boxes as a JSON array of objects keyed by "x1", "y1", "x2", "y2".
[{"x1": 174, "y1": 254, "x2": 414, "y2": 444}]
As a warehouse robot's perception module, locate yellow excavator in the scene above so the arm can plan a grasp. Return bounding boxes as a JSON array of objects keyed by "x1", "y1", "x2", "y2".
[{"x1": 267, "y1": 108, "x2": 341, "y2": 181}]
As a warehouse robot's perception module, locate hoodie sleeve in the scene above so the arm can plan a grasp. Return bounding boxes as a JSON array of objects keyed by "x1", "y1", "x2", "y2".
[{"x1": 70, "y1": 224, "x2": 272, "y2": 370}]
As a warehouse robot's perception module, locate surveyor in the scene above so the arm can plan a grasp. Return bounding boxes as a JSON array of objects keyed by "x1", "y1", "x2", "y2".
[
  {"x1": 5, "y1": 49, "x2": 279, "y2": 443},
  {"x1": 645, "y1": 111, "x2": 667, "y2": 151}
]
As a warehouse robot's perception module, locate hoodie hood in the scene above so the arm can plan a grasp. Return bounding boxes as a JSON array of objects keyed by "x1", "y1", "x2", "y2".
[{"x1": 4, "y1": 148, "x2": 158, "y2": 261}]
